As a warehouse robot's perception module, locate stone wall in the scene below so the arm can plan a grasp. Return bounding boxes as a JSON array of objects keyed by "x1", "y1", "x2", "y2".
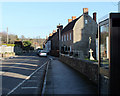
[
  {"x1": 60, "y1": 54, "x2": 98, "y2": 84},
  {"x1": 50, "y1": 50, "x2": 59, "y2": 57}
]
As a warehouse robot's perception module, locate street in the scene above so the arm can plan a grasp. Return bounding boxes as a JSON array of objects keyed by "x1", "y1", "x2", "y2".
[
  {"x1": 1, "y1": 52, "x2": 97, "y2": 95},
  {"x1": 1, "y1": 52, "x2": 49, "y2": 96}
]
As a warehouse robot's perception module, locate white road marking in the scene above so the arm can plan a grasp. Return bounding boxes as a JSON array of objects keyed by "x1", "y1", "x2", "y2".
[
  {"x1": 50, "y1": 58, "x2": 53, "y2": 60},
  {"x1": 0, "y1": 71, "x2": 5, "y2": 75},
  {"x1": 21, "y1": 87, "x2": 38, "y2": 89},
  {"x1": 42, "y1": 60, "x2": 50, "y2": 95},
  {"x1": 6, "y1": 61, "x2": 48, "y2": 96}
]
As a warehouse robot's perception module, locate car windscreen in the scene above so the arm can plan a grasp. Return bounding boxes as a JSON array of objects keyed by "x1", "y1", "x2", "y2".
[{"x1": 41, "y1": 50, "x2": 46, "y2": 53}]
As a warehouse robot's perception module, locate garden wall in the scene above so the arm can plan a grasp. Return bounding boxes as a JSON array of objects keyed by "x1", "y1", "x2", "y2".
[{"x1": 60, "y1": 54, "x2": 98, "y2": 84}]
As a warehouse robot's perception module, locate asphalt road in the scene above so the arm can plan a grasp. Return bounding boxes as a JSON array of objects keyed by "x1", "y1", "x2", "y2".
[{"x1": 1, "y1": 52, "x2": 49, "y2": 96}]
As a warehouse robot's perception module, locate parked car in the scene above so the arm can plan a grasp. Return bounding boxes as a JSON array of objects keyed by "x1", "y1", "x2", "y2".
[
  {"x1": 37, "y1": 49, "x2": 43, "y2": 55},
  {"x1": 39, "y1": 50, "x2": 47, "y2": 57}
]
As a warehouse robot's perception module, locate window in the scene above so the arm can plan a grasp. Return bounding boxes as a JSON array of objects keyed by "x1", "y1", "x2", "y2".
[
  {"x1": 62, "y1": 35, "x2": 63, "y2": 41},
  {"x1": 70, "y1": 46, "x2": 72, "y2": 52},
  {"x1": 67, "y1": 34, "x2": 68, "y2": 41},
  {"x1": 85, "y1": 19, "x2": 88, "y2": 24},
  {"x1": 70, "y1": 33, "x2": 71, "y2": 40},
  {"x1": 64, "y1": 35, "x2": 66, "y2": 41}
]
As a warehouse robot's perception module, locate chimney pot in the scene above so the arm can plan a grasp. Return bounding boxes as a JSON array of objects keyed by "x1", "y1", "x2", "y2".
[
  {"x1": 83, "y1": 8, "x2": 88, "y2": 14},
  {"x1": 53, "y1": 30, "x2": 56, "y2": 33},
  {"x1": 93, "y1": 12, "x2": 97, "y2": 22},
  {"x1": 68, "y1": 19, "x2": 72, "y2": 23},
  {"x1": 49, "y1": 33, "x2": 52, "y2": 37},
  {"x1": 72, "y1": 16, "x2": 76, "y2": 20}
]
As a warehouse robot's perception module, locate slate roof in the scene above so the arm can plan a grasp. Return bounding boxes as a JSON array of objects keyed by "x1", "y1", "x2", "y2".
[
  {"x1": 45, "y1": 31, "x2": 58, "y2": 43},
  {"x1": 61, "y1": 15, "x2": 83, "y2": 33}
]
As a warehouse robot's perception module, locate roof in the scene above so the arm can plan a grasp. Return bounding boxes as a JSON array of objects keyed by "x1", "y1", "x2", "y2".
[
  {"x1": 61, "y1": 15, "x2": 83, "y2": 33},
  {"x1": 45, "y1": 31, "x2": 58, "y2": 44}
]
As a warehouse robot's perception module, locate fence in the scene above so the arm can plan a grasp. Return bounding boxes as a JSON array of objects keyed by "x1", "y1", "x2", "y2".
[{"x1": 0, "y1": 46, "x2": 14, "y2": 53}]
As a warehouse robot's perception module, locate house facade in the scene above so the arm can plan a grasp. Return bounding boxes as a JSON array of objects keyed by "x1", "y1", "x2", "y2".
[
  {"x1": 61, "y1": 8, "x2": 97, "y2": 59},
  {"x1": 44, "y1": 25, "x2": 63, "y2": 57},
  {"x1": 50, "y1": 30, "x2": 59, "y2": 56}
]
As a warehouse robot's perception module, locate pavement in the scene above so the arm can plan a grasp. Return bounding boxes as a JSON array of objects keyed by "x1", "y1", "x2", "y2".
[{"x1": 44, "y1": 57, "x2": 98, "y2": 95}]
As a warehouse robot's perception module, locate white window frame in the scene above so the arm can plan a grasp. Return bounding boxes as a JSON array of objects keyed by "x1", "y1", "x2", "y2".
[
  {"x1": 85, "y1": 19, "x2": 88, "y2": 24},
  {"x1": 67, "y1": 33, "x2": 68, "y2": 41},
  {"x1": 70, "y1": 33, "x2": 71, "y2": 40},
  {"x1": 64, "y1": 35, "x2": 66, "y2": 41},
  {"x1": 62, "y1": 35, "x2": 63, "y2": 41},
  {"x1": 70, "y1": 46, "x2": 72, "y2": 52}
]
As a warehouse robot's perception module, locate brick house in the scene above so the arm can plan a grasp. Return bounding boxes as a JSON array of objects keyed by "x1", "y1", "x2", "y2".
[
  {"x1": 44, "y1": 24, "x2": 63, "y2": 57},
  {"x1": 50, "y1": 30, "x2": 59, "y2": 56},
  {"x1": 61, "y1": 8, "x2": 97, "y2": 59}
]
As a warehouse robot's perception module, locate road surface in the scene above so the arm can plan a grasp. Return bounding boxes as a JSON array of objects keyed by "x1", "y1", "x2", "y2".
[
  {"x1": 1, "y1": 52, "x2": 49, "y2": 96},
  {"x1": 1, "y1": 53, "x2": 98, "y2": 95}
]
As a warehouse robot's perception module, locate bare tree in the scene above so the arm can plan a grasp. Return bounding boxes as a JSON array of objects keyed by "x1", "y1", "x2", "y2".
[
  {"x1": 0, "y1": 32, "x2": 19, "y2": 44},
  {"x1": 21, "y1": 35, "x2": 25, "y2": 41}
]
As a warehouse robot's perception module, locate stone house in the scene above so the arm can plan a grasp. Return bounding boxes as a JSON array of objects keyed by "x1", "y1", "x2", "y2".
[{"x1": 61, "y1": 8, "x2": 97, "y2": 59}]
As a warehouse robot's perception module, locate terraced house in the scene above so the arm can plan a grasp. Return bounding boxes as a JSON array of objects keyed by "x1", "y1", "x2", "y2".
[{"x1": 61, "y1": 8, "x2": 97, "y2": 59}]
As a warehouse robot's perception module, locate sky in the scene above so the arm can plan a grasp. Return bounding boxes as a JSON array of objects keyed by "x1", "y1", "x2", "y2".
[{"x1": 0, "y1": 1, "x2": 119, "y2": 39}]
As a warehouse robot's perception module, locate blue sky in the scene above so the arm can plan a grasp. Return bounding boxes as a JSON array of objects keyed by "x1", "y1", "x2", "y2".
[{"x1": 1, "y1": 2, "x2": 118, "y2": 38}]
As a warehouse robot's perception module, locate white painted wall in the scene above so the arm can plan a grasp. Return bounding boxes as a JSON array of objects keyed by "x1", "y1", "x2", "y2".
[
  {"x1": 45, "y1": 40, "x2": 51, "y2": 53},
  {"x1": 106, "y1": 36, "x2": 109, "y2": 59},
  {"x1": 0, "y1": 46, "x2": 14, "y2": 53}
]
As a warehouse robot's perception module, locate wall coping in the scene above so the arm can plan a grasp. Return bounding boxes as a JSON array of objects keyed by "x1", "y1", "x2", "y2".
[{"x1": 61, "y1": 54, "x2": 98, "y2": 65}]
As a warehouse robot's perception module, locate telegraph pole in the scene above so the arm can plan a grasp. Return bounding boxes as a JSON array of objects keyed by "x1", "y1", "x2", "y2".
[{"x1": 7, "y1": 27, "x2": 8, "y2": 44}]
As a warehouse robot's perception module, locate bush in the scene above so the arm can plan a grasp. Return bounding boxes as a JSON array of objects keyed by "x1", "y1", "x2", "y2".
[{"x1": 5, "y1": 52, "x2": 8, "y2": 54}]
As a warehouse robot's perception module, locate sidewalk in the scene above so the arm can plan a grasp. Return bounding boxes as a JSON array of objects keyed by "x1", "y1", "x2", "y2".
[{"x1": 44, "y1": 57, "x2": 97, "y2": 95}]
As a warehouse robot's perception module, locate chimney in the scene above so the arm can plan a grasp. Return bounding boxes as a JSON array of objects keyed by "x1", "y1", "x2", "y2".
[
  {"x1": 53, "y1": 30, "x2": 56, "y2": 34},
  {"x1": 83, "y1": 8, "x2": 88, "y2": 14},
  {"x1": 93, "y1": 12, "x2": 97, "y2": 22},
  {"x1": 72, "y1": 16, "x2": 76, "y2": 20},
  {"x1": 57, "y1": 24, "x2": 63, "y2": 31},
  {"x1": 49, "y1": 33, "x2": 52, "y2": 37},
  {"x1": 68, "y1": 19, "x2": 72, "y2": 23}
]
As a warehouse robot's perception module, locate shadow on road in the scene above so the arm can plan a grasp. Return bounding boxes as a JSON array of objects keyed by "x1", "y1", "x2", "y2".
[{"x1": 1, "y1": 52, "x2": 49, "y2": 95}]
